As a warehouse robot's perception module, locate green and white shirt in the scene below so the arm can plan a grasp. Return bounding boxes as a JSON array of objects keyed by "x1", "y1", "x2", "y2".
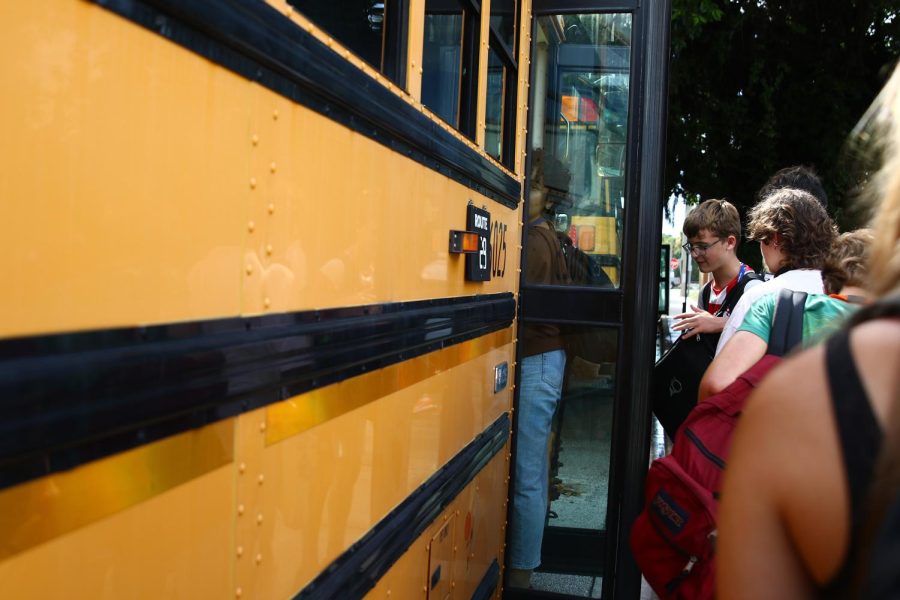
[{"x1": 737, "y1": 293, "x2": 858, "y2": 349}]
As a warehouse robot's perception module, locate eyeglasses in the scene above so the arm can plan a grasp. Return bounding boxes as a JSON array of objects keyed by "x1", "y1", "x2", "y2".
[{"x1": 682, "y1": 238, "x2": 724, "y2": 255}]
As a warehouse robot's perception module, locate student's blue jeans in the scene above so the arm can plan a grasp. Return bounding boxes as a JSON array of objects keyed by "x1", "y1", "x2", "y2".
[{"x1": 508, "y1": 349, "x2": 566, "y2": 570}]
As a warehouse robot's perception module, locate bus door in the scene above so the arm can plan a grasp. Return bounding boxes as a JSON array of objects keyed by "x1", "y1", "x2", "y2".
[{"x1": 510, "y1": 0, "x2": 670, "y2": 598}]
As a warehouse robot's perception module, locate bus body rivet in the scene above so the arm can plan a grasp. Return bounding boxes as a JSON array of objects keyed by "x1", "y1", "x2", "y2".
[
  {"x1": 237, "y1": 546, "x2": 243, "y2": 557},
  {"x1": 268, "y1": 203, "x2": 275, "y2": 214},
  {"x1": 266, "y1": 245, "x2": 273, "y2": 256},
  {"x1": 236, "y1": 588, "x2": 242, "y2": 598},
  {"x1": 273, "y1": 110, "x2": 279, "y2": 120},
  {"x1": 258, "y1": 474, "x2": 265, "y2": 484},
  {"x1": 256, "y1": 554, "x2": 263, "y2": 564},
  {"x1": 270, "y1": 163, "x2": 277, "y2": 173},
  {"x1": 252, "y1": 135, "x2": 259, "y2": 145},
  {"x1": 239, "y1": 462, "x2": 246, "y2": 473},
  {"x1": 246, "y1": 265, "x2": 253, "y2": 275},
  {"x1": 250, "y1": 178, "x2": 257, "y2": 189},
  {"x1": 257, "y1": 514, "x2": 264, "y2": 524},
  {"x1": 259, "y1": 422, "x2": 266, "y2": 432},
  {"x1": 248, "y1": 221, "x2": 255, "y2": 232},
  {"x1": 238, "y1": 504, "x2": 245, "y2": 515},
  {"x1": 264, "y1": 298, "x2": 271, "y2": 308}
]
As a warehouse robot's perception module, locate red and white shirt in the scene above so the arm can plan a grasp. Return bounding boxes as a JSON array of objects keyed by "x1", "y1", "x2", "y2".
[{"x1": 705, "y1": 263, "x2": 756, "y2": 316}]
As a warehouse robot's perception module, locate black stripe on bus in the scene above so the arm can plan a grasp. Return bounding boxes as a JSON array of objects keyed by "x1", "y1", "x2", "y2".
[
  {"x1": 294, "y1": 413, "x2": 509, "y2": 599},
  {"x1": 92, "y1": 0, "x2": 521, "y2": 208},
  {"x1": 473, "y1": 559, "x2": 501, "y2": 600},
  {"x1": 0, "y1": 294, "x2": 515, "y2": 491}
]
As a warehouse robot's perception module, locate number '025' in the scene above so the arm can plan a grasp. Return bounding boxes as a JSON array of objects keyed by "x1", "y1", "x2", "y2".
[{"x1": 492, "y1": 222, "x2": 507, "y2": 277}]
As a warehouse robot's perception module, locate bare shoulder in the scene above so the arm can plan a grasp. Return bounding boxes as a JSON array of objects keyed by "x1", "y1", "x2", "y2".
[
  {"x1": 851, "y1": 318, "x2": 900, "y2": 351},
  {"x1": 726, "y1": 344, "x2": 849, "y2": 585},
  {"x1": 741, "y1": 346, "x2": 830, "y2": 425},
  {"x1": 727, "y1": 346, "x2": 832, "y2": 500},
  {"x1": 850, "y1": 319, "x2": 900, "y2": 424},
  {"x1": 718, "y1": 345, "x2": 836, "y2": 597}
]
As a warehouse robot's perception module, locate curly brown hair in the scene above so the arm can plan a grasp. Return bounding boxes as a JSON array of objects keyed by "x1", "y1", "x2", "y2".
[
  {"x1": 746, "y1": 188, "x2": 837, "y2": 270},
  {"x1": 821, "y1": 229, "x2": 874, "y2": 294}
]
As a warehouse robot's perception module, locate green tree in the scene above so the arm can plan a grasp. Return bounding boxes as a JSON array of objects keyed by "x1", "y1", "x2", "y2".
[
  {"x1": 666, "y1": 1, "x2": 899, "y2": 265},
  {"x1": 661, "y1": 233, "x2": 683, "y2": 262}
]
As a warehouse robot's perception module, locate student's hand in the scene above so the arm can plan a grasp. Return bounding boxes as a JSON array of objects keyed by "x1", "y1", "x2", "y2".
[{"x1": 671, "y1": 306, "x2": 726, "y2": 339}]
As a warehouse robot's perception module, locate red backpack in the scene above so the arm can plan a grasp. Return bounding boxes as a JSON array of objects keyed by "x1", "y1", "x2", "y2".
[{"x1": 630, "y1": 289, "x2": 807, "y2": 599}]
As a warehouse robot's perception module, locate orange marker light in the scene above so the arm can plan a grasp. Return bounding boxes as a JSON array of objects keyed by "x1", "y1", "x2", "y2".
[{"x1": 449, "y1": 230, "x2": 481, "y2": 254}]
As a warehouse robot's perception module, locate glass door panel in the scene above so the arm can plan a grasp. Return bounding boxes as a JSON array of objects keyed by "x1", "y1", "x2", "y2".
[
  {"x1": 525, "y1": 13, "x2": 631, "y2": 289},
  {"x1": 510, "y1": 1, "x2": 670, "y2": 597},
  {"x1": 511, "y1": 11, "x2": 633, "y2": 598},
  {"x1": 549, "y1": 327, "x2": 617, "y2": 532}
]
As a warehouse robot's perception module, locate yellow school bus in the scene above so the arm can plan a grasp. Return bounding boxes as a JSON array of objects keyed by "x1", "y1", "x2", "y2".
[{"x1": 0, "y1": 0, "x2": 670, "y2": 598}]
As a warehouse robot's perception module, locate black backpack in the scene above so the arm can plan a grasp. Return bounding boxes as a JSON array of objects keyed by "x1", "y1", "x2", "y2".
[
  {"x1": 651, "y1": 272, "x2": 761, "y2": 439},
  {"x1": 556, "y1": 232, "x2": 614, "y2": 288}
]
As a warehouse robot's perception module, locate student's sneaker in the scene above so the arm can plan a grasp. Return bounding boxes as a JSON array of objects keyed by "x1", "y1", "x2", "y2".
[{"x1": 507, "y1": 568, "x2": 533, "y2": 588}]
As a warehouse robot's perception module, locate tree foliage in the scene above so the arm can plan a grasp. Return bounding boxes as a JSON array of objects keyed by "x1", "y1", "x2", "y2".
[{"x1": 666, "y1": 0, "x2": 900, "y2": 249}]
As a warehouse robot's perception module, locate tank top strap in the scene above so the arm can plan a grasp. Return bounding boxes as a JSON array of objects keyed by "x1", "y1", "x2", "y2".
[
  {"x1": 822, "y1": 328, "x2": 884, "y2": 596},
  {"x1": 825, "y1": 328, "x2": 883, "y2": 526}
]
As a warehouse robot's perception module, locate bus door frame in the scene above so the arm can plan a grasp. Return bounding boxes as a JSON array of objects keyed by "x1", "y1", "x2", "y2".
[{"x1": 510, "y1": 0, "x2": 671, "y2": 598}]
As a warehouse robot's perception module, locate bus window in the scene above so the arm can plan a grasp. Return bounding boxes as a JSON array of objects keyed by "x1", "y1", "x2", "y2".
[
  {"x1": 525, "y1": 13, "x2": 632, "y2": 288},
  {"x1": 485, "y1": 47, "x2": 506, "y2": 161},
  {"x1": 490, "y1": 0, "x2": 516, "y2": 52},
  {"x1": 287, "y1": 0, "x2": 408, "y2": 85},
  {"x1": 484, "y1": 0, "x2": 518, "y2": 167},
  {"x1": 422, "y1": 0, "x2": 483, "y2": 138},
  {"x1": 422, "y1": 0, "x2": 466, "y2": 128}
]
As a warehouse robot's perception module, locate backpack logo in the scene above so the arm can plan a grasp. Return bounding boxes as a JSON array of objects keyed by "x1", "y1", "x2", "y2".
[
  {"x1": 669, "y1": 377, "x2": 683, "y2": 397},
  {"x1": 651, "y1": 489, "x2": 689, "y2": 535}
]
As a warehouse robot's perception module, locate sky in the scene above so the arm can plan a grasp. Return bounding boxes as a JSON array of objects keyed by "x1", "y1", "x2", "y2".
[{"x1": 662, "y1": 195, "x2": 686, "y2": 237}]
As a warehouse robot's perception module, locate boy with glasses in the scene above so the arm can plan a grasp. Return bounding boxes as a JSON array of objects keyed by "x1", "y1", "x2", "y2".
[{"x1": 671, "y1": 199, "x2": 761, "y2": 342}]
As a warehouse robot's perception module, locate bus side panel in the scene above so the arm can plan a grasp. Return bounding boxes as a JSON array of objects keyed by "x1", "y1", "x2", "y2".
[
  {"x1": 2, "y1": 2, "x2": 250, "y2": 337},
  {"x1": 241, "y1": 78, "x2": 521, "y2": 314},
  {"x1": 0, "y1": 335, "x2": 512, "y2": 599},
  {"x1": 1, "y1": 2, "x2": 522, "y2": 340},
  {"x1": 1, "y1": 1, "x2": 524, "y2": 597},
  {"x1": 253, "y1": 338, "x2": 515, "y2": 597},
  {"x1": 366, "y1": 446, "x2": 509, "y2": 599},
  {"x1": 0, "y1": 430, "x2": 235, "y2": 599}
]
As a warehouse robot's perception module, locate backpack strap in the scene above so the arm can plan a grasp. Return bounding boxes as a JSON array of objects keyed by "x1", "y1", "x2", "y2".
[
  {"x1": 699, "y1": 281, "x2": 712, "y2": 312},
  {"x1": 716, "y1": 272, "x2": 762, "y2": 317},
  {"x1": 766, "y1": 289, "x2": 807, "y2": 357}
]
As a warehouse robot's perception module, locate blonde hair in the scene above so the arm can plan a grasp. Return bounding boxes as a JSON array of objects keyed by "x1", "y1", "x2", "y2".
[
  {"x1": 822, "y1": 229, "x2": 874, "y2": 294},
  {"x1": 857, "y1": 63, "x2": 900, "y2": 297}
]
